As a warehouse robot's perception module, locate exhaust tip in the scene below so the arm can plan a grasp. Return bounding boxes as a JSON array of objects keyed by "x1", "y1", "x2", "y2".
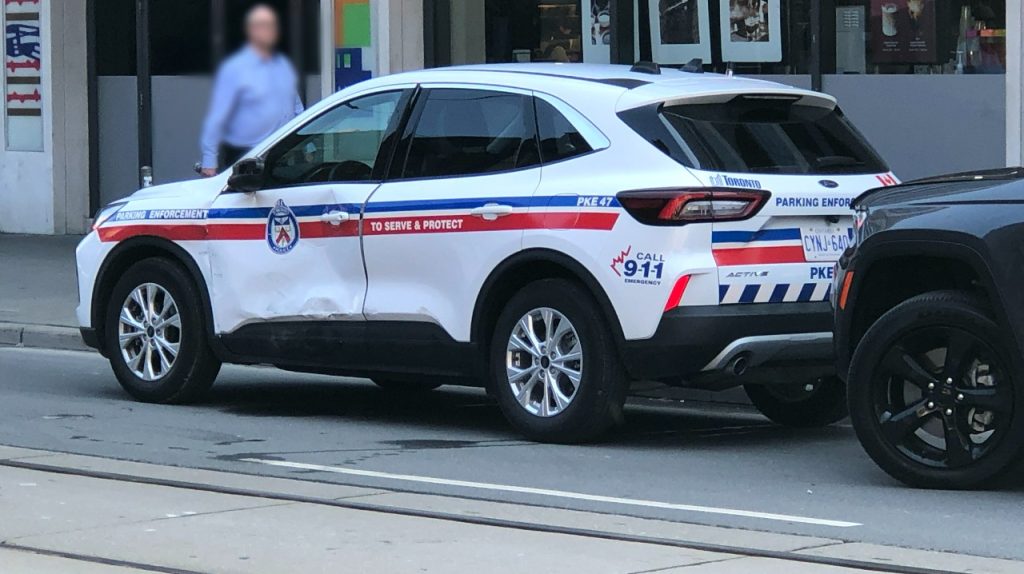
[{"x1": 728, "y1": 353, "x2": 751, "y2": 377}]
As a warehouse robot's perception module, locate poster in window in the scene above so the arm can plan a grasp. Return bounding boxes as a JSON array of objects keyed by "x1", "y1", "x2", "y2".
[
  {"x1": 4, "y1": 0, "x2": 43, "y2": 151},
  {"x1": 649, "y1": 0, "x2": 712, "y2": 64},
  {"x1": 719, "y1": 0, "x2": 782, "y2": 62},
  {"x1": 869, "y1": 0, "x2": 937, "y2": 63},
  {"x1": 583, "y1": 0, "x2": 612, "y2": 64}
]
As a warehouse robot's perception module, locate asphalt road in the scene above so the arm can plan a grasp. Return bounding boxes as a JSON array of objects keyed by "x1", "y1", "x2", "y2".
[{"x1": 2, "y1": 346, "x2": 1022, "y2": 560}]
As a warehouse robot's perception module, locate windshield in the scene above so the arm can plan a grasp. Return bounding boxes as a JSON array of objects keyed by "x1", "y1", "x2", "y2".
[{"x1": 622, "y1": 95, "x2": 889, "y2": 176}]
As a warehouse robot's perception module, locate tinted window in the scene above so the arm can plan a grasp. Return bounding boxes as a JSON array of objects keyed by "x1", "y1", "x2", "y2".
[
  {"x1": 536, "y1": 98, "x2": 592, "y2": 163},
  {"x1": 264, "y1": 91, "x2": 403, "y2": 187},
  {"x1": 402, "y1": 89, "x2": 538, "y2": 179},
  {"x1": 658, "y1": 97, "x2": 888, "y2": 175}
]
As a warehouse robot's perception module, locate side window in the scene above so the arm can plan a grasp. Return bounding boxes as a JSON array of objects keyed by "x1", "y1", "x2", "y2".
[
  {"x1": 401, "y1": 89, "x2": 539, "y2": 179},
  {"x1": 535, "y1": 98, "x2": 593, "y2": 164},
  {"x1": 264, "y1": 91, "x2": 404, "y2": 188}
]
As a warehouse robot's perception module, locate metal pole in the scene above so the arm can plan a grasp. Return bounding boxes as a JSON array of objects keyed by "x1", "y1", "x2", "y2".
[
  {"x1": 86, "y1": 0, "x2": 100, "y2": 211},
  {"x1": 609, "y1": 0, "x2": 635, "y2": 65},
  {"x1": 810, "y1": 0, "x2": 822, "y2": 91},
  {"x1": 135, "y1": 0, "x2": 152, "y2": 187},
  {"x1": 211, "y1": 0, "x2": 226, "y2": 69},
  {"x1": 290, "y1": 0, "x2": 306, "y2": 103}
]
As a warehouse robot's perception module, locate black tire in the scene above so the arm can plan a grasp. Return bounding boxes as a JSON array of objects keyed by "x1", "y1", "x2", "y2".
[
  {"x1": 848, "y1": 290, "x2": 1024, "y2": 489},
  {"x1": 489, "y1": 278, "x2": 628, "y2": 443},
  {"x1": 371, "y1": 379, "x2": 442, "y2": 392},
  {"x1": 104, "y1": 257, "x2": 221, "y2": 404},
  {"x1": 744, "y1": 376, "x2": 848, "y2": 427}
]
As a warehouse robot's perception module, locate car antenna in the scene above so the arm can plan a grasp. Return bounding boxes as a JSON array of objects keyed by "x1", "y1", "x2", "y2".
[
  {"x1": 630, "y1": 61, "x2": 661, "y2": 75},
  {"x1": 682, "y1": 58, "x2": 704, "y2": 73}
]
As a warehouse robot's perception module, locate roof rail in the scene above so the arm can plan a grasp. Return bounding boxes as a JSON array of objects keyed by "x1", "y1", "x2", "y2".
[
  {"x1": 630, "y1": 61, "x2": 661, "y2": 75},
  {"x1": 681, "y1": 58, "x2": 704, "y2": 73}
]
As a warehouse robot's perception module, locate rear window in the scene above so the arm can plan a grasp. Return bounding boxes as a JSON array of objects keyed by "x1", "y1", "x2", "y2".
[{"x1": 620, "y1": 95, "x2": 888, "y2": 175}]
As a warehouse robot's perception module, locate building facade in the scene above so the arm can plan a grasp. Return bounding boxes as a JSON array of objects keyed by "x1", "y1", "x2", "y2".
[{"x1": 0, "y1": 0, "x2": 1020, "y2": 235}]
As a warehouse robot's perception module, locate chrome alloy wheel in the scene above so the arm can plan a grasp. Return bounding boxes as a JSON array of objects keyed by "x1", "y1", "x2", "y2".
[
  {"x1": 506, "y1": 308, "x2": 583, "y2": 417},
  {"x1": 118, "y1": 283, "x2": 181, "y2": 381}
]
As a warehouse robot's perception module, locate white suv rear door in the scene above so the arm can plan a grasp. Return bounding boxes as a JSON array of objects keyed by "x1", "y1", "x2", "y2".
[{"x1": 361, "y1": 85, "x2": 542, "y2": 342}]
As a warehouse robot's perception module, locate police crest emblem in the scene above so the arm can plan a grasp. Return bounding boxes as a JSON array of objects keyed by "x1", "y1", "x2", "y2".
[{"x1": 267, "y1": 199, "x2": 299, "y2": 254}]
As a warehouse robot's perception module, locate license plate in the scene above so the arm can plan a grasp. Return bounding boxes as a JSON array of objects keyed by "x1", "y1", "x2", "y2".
[{"x1": 801, "y1": 226, "x2": 853, "y2": 262}]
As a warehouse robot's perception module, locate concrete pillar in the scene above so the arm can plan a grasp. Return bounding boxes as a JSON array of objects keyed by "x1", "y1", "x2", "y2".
[
  {"x1": 374, "y1": 0, "x2": 424, "y2": 76},
  {"x1": 450, "y1": 1, "x2": 485, "y2": 65},
  {"x1": 0, "y1": 0, "x2": 89, "y2": 235},
  {"x1": 1007, "y1": 0, "x2": 1022, "y2": 166}
]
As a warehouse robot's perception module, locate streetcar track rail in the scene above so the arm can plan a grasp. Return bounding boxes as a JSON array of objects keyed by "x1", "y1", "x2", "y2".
[{"x1": 0, "y1": 458, "x2": 962, "y2": 574}]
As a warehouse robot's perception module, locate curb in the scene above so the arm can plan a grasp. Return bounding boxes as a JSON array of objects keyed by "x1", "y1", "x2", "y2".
[{"x1": 0, "y1": 322, "x2": 91, "y2": 352}]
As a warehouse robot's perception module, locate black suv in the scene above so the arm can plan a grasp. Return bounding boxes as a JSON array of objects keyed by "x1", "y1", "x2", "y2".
[{"x1": 834, "y1": 168, "x2": 1024, "y2": 489}]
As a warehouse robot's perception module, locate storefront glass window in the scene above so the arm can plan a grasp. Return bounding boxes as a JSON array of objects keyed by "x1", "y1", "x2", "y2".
[
  {"x1": 485, "y1": 0, "x2": 590, "y2": 63},
  {"x1": 827, "y1": 0, "x2": 1006, "y2": 74}
]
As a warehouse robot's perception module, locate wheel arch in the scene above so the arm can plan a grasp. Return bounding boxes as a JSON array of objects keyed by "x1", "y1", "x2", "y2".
[
  {"x1": 471, "y1": 248, "x2": 625, "y2": 354},
  {"x1": 91, "y1": 237, "x2": 215, "y2": 356},
  {"x1": 845, "y1": 238, "x2": 1012, "y2": 359}
]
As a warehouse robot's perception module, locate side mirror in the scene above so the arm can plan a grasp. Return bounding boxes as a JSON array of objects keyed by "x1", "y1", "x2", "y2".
[{"x1": 227, "y1": 158, "x2": 266, "y2": 193}]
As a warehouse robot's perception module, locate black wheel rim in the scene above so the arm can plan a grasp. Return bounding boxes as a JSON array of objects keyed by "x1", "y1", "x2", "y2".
[{"x1": 872, "y1": 326, "x2": 1013, "y2": 469}]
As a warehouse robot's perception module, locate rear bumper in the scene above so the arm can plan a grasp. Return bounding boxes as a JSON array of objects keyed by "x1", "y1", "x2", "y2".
[{"x1": 621, "y1": 302, "x2": 834, "y2": 381}]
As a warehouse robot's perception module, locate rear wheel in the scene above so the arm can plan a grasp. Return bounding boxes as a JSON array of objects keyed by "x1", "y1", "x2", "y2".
[
  {"x1": 848, "y1": 291, "x2": 1024, "y2": 489},
  {"x1": 489, "y1": 279, "x2": 627, "y2": 443},
  {"x1": 104, "y1": 258, "x2": 220, "y2": 404},
  {"x1": 744, "y1": 376, "x2": 848, "y2": 427}
]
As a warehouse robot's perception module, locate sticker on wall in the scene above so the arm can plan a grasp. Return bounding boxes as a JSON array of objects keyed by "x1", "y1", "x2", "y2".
[
  {"x1": 649, "y1": 0, "x2": 712, "y2": 64},
  {"x1": 582, "y1": 0, "x2": 612, "y2": 64},
  {"x1": 869, "y1": 0, "x2": 937, "y2": 64},
  {"x1": 4, "y1": 0, "x2": 43, "y2": 151},
  {"x1": 719, "y1": 0, "x2": 782, "y2": 62},
  {"x1": 334, "y1": 0, "x2": 373, "y2": 91}
]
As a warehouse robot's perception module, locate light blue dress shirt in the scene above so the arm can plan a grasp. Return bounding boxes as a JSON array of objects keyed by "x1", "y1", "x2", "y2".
[{"x1": 200, "y1": 46, "x2": 304, "y2": 168}]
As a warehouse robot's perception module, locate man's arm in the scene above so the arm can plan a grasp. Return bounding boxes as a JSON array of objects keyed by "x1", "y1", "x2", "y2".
[{"x1": 199, "y1": 63, "x2": 238, "y2": 173}]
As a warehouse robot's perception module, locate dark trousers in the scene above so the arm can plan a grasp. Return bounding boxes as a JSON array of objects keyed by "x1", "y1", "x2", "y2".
[{"x1": 219, "y1": 143, "x2": 251, "y2": 171}]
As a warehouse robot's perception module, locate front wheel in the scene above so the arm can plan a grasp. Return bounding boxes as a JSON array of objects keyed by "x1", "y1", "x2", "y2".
[
  {"x1": 744, "y1": 376, "x2": 848, "y2": 428},
  {"x1": 489, "y1": 279, "x2": 628, "y2": 443},
  {"x1": 848, "y1": 291, "x2": 1024, "y2": 489},
  {"x1": 104, "y1": 258, "x2": 221, "y2": 404}
]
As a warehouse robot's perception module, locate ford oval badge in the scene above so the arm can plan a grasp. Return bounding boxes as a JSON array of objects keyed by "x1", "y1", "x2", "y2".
[{"x1": 818, "y1": 180, "x2": 839, "y2": 189}]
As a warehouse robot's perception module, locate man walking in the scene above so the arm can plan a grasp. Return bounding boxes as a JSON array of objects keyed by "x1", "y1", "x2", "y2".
[{"x1": 199, "y1": 4, "x2": 303, "y2": 176}]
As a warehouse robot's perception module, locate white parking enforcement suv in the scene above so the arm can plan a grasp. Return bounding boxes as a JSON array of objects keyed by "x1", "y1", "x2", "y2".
[{"x1": 77, "y1": 63, "x2": 897, "y2": 442}]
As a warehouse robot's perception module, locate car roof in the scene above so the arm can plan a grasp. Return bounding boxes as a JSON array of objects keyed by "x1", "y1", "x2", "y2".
[{"x1": 344, "y1": 63, "x2": 835, "y2": 112}]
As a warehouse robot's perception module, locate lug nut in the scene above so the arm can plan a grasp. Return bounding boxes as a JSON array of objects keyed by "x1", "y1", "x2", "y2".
[
  {"x1": 946, "y1": 378, "x2": 954, "y2": 384},
  {"x1": 928, "y1": 382, "x2": 935, "y2": 390},
  {"x1": 927, "y1": 401, "x2": 935, "y2": 409},
  {"x1": 957, "y1": 393, "x2": 964, "y2": 401},
  {"x1": 945, "y1": 408, "x2": 954, "y2": 416}
]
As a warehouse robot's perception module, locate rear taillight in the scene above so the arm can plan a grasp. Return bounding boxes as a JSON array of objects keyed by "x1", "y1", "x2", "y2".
[{"x1": 616, "y1": 188, "x2": 771, "y2": 226}]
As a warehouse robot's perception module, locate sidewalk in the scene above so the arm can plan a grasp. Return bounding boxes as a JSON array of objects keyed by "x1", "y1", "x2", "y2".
[
  {"x1": 3, "y1": 445, "x2": 1021, "y2": 574},
  {"x1": 0, "y1": 234, "x2": 86, "y2": 351}
]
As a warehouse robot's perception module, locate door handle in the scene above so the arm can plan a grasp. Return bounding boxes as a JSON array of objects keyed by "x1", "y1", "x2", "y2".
[
  {"x1": 320, "y1": 210, "x2": 350, "y2": 226},
  {"x1": 469, "y1": 203, "x2": 514, "y2": 221}
]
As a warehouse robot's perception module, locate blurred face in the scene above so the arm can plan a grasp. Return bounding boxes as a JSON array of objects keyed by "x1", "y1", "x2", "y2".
[{"x1": 246, "y1": 7, "x2": 279, "y2": 52}]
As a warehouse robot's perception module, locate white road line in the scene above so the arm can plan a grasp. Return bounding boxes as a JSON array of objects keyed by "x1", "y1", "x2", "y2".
[{"x1": 242, "y1": 458, "x2": 861, "y2": 528}]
